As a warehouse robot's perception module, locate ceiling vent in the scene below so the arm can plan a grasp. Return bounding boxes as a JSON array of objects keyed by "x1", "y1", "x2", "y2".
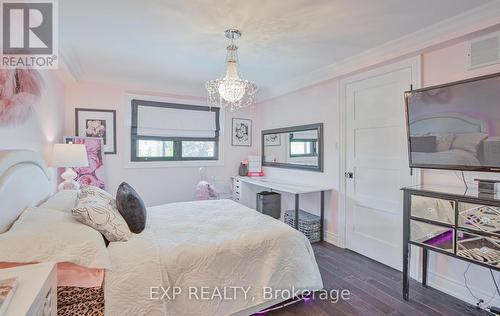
[{"x1": 468, "y1": 32, "x2": 500, "y2": 70}]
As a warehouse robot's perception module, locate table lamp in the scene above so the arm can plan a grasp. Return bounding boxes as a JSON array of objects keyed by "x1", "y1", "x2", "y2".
[{"x1": 52, "y1": 143, "x2": 89, "y2": 191}]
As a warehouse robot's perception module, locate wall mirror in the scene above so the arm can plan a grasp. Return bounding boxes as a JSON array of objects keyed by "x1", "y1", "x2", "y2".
[{"x1": 262, "y1": 123, "x2": 323, "y2": 172}]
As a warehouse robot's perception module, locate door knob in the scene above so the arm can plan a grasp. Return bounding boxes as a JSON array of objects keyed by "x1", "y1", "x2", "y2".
[{"x1": 345, "y1": 172, "x2": 354, "y2": 179}]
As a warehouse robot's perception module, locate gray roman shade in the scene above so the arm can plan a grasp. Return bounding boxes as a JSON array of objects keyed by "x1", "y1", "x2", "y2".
[{"x1": 136, "y1": 105, "x2": 217, "y2": 138}]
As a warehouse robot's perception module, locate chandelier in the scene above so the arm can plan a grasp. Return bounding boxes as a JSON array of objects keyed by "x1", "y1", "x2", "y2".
[{"x1": 206, "y1": 29, "x2": 257, "y2": 111}]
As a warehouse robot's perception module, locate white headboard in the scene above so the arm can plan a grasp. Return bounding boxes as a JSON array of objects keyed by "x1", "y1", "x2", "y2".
[
  {"x1": 410, "y1": 112, "x2": 488, "y2": 135},
  {"x1": 0, "y1": 150, "x2": 52, "y2": 233}
]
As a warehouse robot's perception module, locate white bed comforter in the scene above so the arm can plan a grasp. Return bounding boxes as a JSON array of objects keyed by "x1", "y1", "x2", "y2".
[
  {"x1": 105, "y1": 199, "x2": 323, "y2": 316},
  {"x1": 411, "y1": 149, "x2": 480, "y2": 166}
]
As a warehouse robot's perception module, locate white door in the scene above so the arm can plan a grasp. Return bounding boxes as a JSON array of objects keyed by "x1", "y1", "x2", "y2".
[{"x1": 343, "y1": 58, "x2": 420, "y2": 270}]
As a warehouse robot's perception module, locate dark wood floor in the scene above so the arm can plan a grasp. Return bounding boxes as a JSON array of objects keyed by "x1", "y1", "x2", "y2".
[{"x1": 269, "y1": 242, "x2": 491, "y2": 316}]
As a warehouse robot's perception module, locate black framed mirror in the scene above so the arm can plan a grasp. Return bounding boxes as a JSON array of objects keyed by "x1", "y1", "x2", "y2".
[{"x1": 262, "y1": 123, "x2": 323, "y2": 172}]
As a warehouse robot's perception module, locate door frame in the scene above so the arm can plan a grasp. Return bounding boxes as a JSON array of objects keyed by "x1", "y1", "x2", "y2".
[{"x1": 337, "y1": 56, "x2": 422, "y2": 266}]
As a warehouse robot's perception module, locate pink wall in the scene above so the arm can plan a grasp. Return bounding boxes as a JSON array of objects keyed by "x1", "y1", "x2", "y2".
[
  {"x1": 255, "y1": 81, "x2": 339, "y2": 237},
  {"x1": 63, "y1": 81, "x2": 259, "y2": 206},
  {"x1": 0, "y1": 70, "x2": 65, "y2": 191}
]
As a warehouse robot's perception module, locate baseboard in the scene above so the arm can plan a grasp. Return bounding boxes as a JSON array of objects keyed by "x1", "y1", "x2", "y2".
[
  {"x1": 323, "y1": 231, "x2": 341, "y2": 247},
  {"x1": 426, "y1": 271, "x2": 500, "y2": 308}
]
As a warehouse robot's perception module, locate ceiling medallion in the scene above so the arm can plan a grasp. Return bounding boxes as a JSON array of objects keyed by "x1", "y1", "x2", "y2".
[{"x1": 206, "y1": 29, "x2": 257, "y2": 111}]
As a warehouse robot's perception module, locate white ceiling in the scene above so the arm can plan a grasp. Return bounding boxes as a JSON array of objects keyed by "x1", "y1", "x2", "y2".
[{"x1": 60, "y1": 0, "x2": 493, "y2": 99}]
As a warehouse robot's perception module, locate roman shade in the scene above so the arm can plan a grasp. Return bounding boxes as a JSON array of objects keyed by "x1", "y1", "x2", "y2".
[
  {"x1": 291, "y1": 130, "x2": 318, "y2": 140},
  {"x1": 136, "y1": 105, "x2": 218, "y2": 138}
]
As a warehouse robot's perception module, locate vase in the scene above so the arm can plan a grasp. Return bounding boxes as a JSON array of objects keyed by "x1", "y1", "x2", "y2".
[{"x1": 238, "y1": 163, "x2": 248, "y2": 176}]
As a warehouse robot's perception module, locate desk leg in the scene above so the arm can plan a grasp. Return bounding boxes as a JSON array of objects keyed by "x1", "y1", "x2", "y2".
[
  {"x1": 294, "y1": 194, "x2": 299, "y2": 230},
  {"x1": 422, "y1": 248, "x2": 428, "y2": 287},
  {"x1": 320, "y1": 191, "x2": 325, "y2": 241}
]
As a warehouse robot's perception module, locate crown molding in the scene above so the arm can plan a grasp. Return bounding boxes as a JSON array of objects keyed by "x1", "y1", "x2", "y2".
[
  {"x1": 258, "y1": 1, "x2": 500, "y2": 102},
  {"x1": 59, "y1": 46, "x2": 83, "y2": 82}
]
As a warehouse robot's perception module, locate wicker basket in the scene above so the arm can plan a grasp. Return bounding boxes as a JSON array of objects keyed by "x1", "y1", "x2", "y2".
[{"x1": 284, "y1": 209, "x2": 321, "y2": 243}]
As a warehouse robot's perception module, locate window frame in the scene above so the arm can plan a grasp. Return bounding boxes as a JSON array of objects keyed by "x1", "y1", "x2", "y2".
[
  {"x1": 289, "y1": 137, "x2": 318, "y2": 158},
  {"x1": 130, "y1": 99, "x2": 220, "y2": 162}
]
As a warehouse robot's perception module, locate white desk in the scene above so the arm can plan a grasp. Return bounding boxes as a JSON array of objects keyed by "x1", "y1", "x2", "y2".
[{"x1": 232, "y1": 176, "x2": 333, "y2": 241}]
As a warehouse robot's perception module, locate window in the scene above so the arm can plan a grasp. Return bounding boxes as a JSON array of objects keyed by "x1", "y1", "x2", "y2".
[
  {"x1": 289, "y1": 133, "x2": 318, "y2": 158},
  {"x1": 131, "y1": 100, "x2": 220, "y2": 161}
]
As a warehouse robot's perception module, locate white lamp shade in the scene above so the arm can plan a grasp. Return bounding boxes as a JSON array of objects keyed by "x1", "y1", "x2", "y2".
[{"x1": 52, "y1": 144, "x2": 89, "y2": 168}]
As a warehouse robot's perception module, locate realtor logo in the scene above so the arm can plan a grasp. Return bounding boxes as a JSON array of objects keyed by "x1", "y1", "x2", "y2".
[{"x1": 1, "y1": 0, "x2": 58, "y2": 68}]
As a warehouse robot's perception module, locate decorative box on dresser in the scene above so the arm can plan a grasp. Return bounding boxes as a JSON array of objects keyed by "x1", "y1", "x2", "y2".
[
  {"x1": 0, "y1": 262, "x2": 57, "y2": 316},
  {"x1": 402, "y1": 185, "x2": 500, "y2": 301}
]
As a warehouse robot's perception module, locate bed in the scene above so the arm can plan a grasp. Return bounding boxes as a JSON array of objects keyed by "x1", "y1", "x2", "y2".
[
  {"x1": 0, "y1": 150, "x2": 323, "y2": 316},
  {"x1": 409, "y1": 112, "x2": 495, "y2": 167}
]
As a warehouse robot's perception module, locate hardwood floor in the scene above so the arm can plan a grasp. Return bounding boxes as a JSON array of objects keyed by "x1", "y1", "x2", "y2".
[{"x1": 268, "y1": 242, "x2": 491, "y2": 316}]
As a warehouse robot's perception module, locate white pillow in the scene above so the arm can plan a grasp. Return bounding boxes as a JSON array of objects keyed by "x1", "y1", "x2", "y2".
[
  {"x1": 72, "y1": 186, "x2": 131, "y2": 242},
  {"x1": 451, "y1": 133, "x2": 488, "y2": 154},
  {"x1": 434, "y1": 134, "x2": 455, "y2": 152},
  {"x1": 39, "y1": 190, "x2": 79, "y2": 212},
  {"x1": 0, "y1": 206, "x2": 111, "y2": 269}
]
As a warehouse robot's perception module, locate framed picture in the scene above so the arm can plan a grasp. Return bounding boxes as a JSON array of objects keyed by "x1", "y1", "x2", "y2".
[
  {"x1": 63, "y1": 136, "x2": 106, "y2": 189},
  {"x1": 75, "y1": 108, "x2": 116, "y2": 154},
  {"x1": 232, "y1": 118, "x2": 252, "y2": 146},
  {"x1": 264, "y1": 133, "x2": 281, "y2": 146}
]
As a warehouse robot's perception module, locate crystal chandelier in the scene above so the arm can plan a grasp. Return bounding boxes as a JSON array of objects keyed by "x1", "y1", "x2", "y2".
[{"x1": 206, "y1": 29, "x2": 257, "y2": 111}]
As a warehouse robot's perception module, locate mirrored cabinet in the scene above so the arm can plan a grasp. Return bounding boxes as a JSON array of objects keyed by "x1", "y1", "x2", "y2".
[{"x1": 402, "y1": 185, "x2": 500, "y2": 301}]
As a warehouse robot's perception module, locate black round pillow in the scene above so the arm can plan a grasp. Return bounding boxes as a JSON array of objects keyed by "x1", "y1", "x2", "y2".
[{"x1": 116, "y1": 182, "x2": 147, "y2": 233}]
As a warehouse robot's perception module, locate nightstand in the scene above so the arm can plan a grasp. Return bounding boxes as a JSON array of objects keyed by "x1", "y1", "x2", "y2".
[{"x1": 0, "y1": 262, "x2": 57, "y2": 316}]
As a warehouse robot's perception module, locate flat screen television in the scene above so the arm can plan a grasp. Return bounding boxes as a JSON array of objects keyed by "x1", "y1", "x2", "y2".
[{"x1": 405, "y1": 72, "x2": 500, "y2": 172}]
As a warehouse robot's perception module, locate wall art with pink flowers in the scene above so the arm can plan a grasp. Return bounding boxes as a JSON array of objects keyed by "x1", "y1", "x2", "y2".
[
  {"x1": 64, "y1": 136, "x2": 106, "y2": 189},
  {"x1": 75, "y1": 108, "x2": 116, "y2": 154},
  {"x1": 0, "y1": 69, "x2": 43, "y2": 126}
]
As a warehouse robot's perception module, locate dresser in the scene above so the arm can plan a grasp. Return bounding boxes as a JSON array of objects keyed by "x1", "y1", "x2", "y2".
[
  {"x1": 232, "y1": 177, "x2": 242, "y2": 202},
  {"x1": 402, "y1": 185, "x2": 500, "y2": 301},
  {"x1": 0, "y1": 262, "x2": 57, "y2": 316}
]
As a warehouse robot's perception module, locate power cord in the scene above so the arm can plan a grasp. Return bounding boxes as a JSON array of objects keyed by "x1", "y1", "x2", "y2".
[
  {"x1": 461, "y1": 170, "x2": 469, "y2": 190},
  {"x1": 464, "y1": 263, "x2": 497, "y2": 309},
  {"x1": 491, "y1": 269, "x2": 500, "y2": 297}
]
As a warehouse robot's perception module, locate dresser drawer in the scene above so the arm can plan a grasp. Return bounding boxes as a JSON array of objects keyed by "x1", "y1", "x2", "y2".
[
  {"x1": 411, "y1": 195, "x2": 455, "y2": 225},
  {"x1": 28, "y1": 265, "x2": 56, "y2": 316},
  {"x1": 410, "y1": 219, "x2": 454, "y2": 253},
  {"x1": 457, "y1": 230, "x2": 500, "y2": 268},
  {"x1": 458, "y1": 202, "x2": 500, "y2": 237}
]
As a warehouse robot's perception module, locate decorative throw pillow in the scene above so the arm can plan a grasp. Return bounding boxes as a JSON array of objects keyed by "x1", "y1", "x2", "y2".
[
  {"x1": 410, "y1": 136, "x2": 436, "y2": 153},
  {"x1": 433, "y1": 133, "x2": 455, "y2": 152},
  {"x1": 451, "y1": 133, "x2": 488, "y2": 154},
  {"x1": 116, "y1": 182, "x2": 147, "y2": 233},
  {"x1": 72, "y1": 186, "x2": 131, "y2": 242}
]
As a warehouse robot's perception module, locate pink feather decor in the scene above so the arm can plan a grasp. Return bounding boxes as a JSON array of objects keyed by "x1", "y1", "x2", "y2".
[{"x1": 0, "y1": 69, "x2": 43, "y2": 126}]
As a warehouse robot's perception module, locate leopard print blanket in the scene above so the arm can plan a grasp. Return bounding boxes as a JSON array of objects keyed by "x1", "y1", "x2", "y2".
[{"x1": 57, "y1": 286, "x2": 104, "y2": 316}]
